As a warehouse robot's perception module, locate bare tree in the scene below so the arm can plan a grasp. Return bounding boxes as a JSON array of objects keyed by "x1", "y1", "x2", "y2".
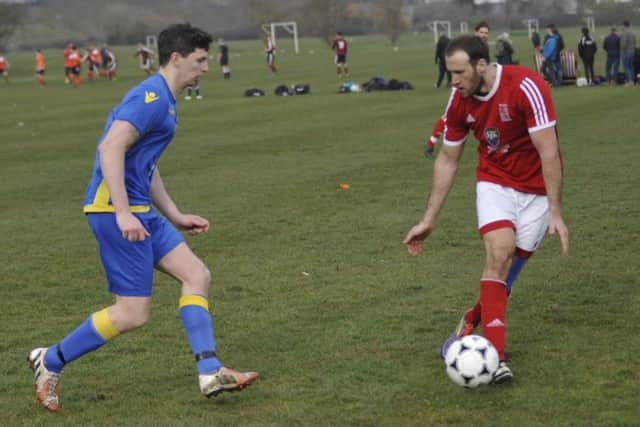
[
  {"x1": 0, "y1": 4, "x2": 23, "y2": 51},
  {"x1": 309, "y1": 0, "x2": 340, "y2": 46},
  {"x1": 374, "y1": 0, "x2": 407, "y2": 47}
]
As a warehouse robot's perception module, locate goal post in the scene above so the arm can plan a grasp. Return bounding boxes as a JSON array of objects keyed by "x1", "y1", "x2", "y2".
[
  {"x1": 524, "y1": 19, "x2": 539, "y2": 39},
  {"x1": 430, "y1": 20, "x2": 451, "y2": 43},
  {"x1": 261, "y1": 21, "x2": 299, "y2": 54}
]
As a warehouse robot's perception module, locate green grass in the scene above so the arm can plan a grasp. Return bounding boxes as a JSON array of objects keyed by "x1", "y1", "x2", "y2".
[{"x1": 1, "y1": 31, "x2": 639, "y2": 426}]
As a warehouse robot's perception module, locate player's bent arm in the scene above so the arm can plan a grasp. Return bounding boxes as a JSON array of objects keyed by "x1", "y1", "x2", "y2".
[
  {"x1": 420, "y1": 143, "x2": 465, "y2": 226},
  {"x1": 530, "y1": 127, "x2": 563, "y2": 216},
  {"x1": 150, "y1": 168, "x2": 182, "y2": 222},
  {"x1": 98, "y1": 120, "x2": 139, "y2": 214}
]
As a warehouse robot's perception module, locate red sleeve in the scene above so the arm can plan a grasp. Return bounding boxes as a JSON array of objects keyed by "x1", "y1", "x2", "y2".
[
  {"x1": 431, "y1": 117, "x2": 445, "y2": 139},
  {"x1": 517, "y1": 73, "x2": 557, "y2": 133},
  {"x1": 443, "y1": 90, "x2": 469, "y2": 146}
]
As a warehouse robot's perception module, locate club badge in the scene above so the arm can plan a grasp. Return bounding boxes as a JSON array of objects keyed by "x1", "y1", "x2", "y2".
[{"x1": 484, "y1": 128, "x2": 500, "y2": 147}]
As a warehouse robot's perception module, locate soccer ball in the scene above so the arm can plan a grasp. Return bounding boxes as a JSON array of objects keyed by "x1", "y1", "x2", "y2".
[{"x1": 443, "y1": 335, "x2": 499, "y2": 388}]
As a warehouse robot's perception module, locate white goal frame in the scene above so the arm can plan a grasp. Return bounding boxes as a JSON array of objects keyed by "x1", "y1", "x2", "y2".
[
  {"x1": 262, "y1": 21, "x2": 299, "y2": 54},
  {"x1": 584, "y1": 15, "x2": 595, "y2": 34},
  {"x1": 426, "y1": 20, "x2": 451, "y2": 43},
  {"x1": 524, "y1": 19, "x2": 539, "y2": 39}
]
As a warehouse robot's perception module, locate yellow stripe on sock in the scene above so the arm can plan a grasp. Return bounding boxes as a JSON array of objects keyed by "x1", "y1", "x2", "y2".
[
  {"x1": 92, "y1": 308, "x2": 120, "y2": 341},
  {"x1": 179, "y1": 295, "x2": 209, "y2": 311}
]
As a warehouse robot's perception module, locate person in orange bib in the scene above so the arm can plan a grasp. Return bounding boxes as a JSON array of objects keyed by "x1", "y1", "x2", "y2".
[{"x1": 35, "y1": 49, "x2": 46, "y2": 86}]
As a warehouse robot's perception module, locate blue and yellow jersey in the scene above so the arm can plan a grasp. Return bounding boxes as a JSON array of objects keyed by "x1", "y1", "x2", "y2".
[{"x1": 83, "y1": 73, "x2": 177, "y2": 213}]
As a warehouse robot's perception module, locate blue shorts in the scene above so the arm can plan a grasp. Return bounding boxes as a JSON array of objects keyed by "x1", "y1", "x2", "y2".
[{"x1": 87, "y1": 211, "x2": 184, "y2": 297}]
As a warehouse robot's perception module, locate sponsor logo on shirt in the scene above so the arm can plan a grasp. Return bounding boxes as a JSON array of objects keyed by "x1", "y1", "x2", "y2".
[{"x1": 145, "y1": 91, "x2": 159, "y2": 104}]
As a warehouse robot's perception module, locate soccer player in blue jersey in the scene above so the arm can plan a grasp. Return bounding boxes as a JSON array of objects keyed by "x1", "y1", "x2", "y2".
[{"x1": 28, "y1": 24, "x2": 258, "y2": 412}]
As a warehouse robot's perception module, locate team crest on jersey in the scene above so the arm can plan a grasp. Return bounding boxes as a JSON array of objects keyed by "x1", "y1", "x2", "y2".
[
  {"x1": 466, "y1": 113, "x2": 475, "y2": 123},
  {"x1": 484, "y1": 128, "x2": 500, "y2": 147},
  {"x1": 498, "y1": 104, "x2": 512, "y2": 122}
]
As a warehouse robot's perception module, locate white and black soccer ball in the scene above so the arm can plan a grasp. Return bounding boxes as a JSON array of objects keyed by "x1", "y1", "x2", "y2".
[{"x1": 444, "y1": 335, "x2": 499, "y2": 388}]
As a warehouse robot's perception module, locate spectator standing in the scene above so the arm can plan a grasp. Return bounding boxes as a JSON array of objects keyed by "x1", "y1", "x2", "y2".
[
  {"x1": 551, "y1": 25, "x2": 564, "y2": 85},
  {"x1": 578, "y1": 27, "x2": 597, "y2": 85},
  {"x1": 495, "y1": 33, "x2": 514, "y2": 65},
  {"x1": 531, "y1": 30, "x2": 541, "y2": 53},
  {"x1": 620, "y1": 21, "x2": 637, "y2": 85},
  {"x1": 217, "y1": 39, "x2": 231, "y2": 79},
  {"x1": 603, "y1": 28, "x2": 621, "y2": 85},
  {"x1": 435, "y1": 34, "x2": 451, "y2": 88},
  {"x1": 541, "y1": 26, "x2": 559, "y2": 86},
  {"x1": 475, "y1": 21, "x2": 490, "y2": 46}
]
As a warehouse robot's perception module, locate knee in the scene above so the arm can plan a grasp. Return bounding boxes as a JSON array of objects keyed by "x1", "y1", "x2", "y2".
[
  {"x1": 185, "y1": 264, "x2": 211, "y2": 294},
  {"x1": 111, "y1": 303, "x2": 151, "y2": 332},
  {"x1": 485, "y1": 248, "x2": 514, "y2": 278}
]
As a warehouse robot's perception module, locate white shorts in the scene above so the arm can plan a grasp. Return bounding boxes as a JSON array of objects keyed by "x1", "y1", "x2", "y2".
[{"x1": 476, "y1": 181, "x2": 549, "y2": 254}]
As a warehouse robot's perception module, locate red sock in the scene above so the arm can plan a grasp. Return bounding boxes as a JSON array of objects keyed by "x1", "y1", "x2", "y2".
[
  {"x1": 465, "y1": 298, "x2": 482, "y2": 326},
  {"x1": 480, "y1": 279, "x2": 508, "y2": 360}
]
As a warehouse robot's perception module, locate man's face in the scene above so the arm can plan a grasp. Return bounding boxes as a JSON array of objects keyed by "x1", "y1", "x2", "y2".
[
  {"x1": 177, "y1": 48, "x2": 209, "y2": 86},
  {"x1": 446, "y1": 50, "x2": 485, "y2": 98},
  {"x1": 475, "y1": 27, "x2": 489, "y2": 44}
]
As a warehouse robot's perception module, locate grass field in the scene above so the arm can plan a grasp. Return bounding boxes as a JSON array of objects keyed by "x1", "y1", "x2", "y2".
[{"x1": 1, "y1": 30, "x2": 639, "y2": 426}]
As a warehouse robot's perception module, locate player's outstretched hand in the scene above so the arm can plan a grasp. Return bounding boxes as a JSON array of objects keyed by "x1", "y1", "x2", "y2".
[
  {"x1": 176, "y1": 214, "x2": 210, "y2": 236},
  {"x1": 403, "y1": 222, "x2": 433, "y2": 256},
  {"x1": 424, "y1": 144, "x2": 434, "y2": 159},
  {"x1": 548, "y1": 214, "x2": 569, "y2": 256}
]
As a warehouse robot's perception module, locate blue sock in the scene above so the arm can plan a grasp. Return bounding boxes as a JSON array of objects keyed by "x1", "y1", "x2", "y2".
[
  {"x1": 179, "y1": 295, "x2": 222, "y2": 374},
  {"x1": 505, "y1": 256, "x2": 528, "y2": 293},
  {"x1": 44, "y1": 309, "x2": 119, "y2": 373}
]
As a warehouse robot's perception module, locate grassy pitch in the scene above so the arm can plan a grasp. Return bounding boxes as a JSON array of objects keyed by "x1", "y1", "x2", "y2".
[{"x1": 1, "y1": 31, "x2": 638, "y2": 426}]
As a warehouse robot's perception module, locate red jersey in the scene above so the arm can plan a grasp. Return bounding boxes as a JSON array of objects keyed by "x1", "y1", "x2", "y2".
[
  {"x1": 443, "y1": 65, "x2": 558, "y2": 195},
  {"x1": 332, "y1": 37, "x2": 348, "y2": 56}
]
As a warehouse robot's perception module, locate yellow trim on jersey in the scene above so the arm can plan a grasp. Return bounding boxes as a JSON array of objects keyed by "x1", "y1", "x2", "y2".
[
  {"x1": 92, "y1": 308, "x2": 120, "y2": 341},
  {"x1": 83, "y1": 179, "x2": 151, "y2": 213},
  {"x1": 179, "y1": 295, "x2": 209, "y2": 311}
]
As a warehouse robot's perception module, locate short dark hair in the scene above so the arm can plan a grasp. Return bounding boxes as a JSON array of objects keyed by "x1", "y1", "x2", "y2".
[
  {"x1": 475, "y1": 21, "x2": 489, "y2": 32},
  {"x1": 446, "y1": 35, "x2": 490, "y2": 65},
  {"x1": 623, "y1": 20, "x2": 630, "y2": 27},
  {"x1": 581, "y1": 27, "x2": 589, "y2": 36},
  {"x1": 158, "y1": 23, "x2": 213, "y2": 67}
]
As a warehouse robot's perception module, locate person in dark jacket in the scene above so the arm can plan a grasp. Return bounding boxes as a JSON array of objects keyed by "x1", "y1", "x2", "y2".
[
  {"x1": 434, "y1": 34, "x2": 451, "y2": 88},
  {"x1": 531, "y1": 30, "x2": 541, "y2": 52},
  {"x1": 603, "y1": 27, "x2": 621, "y2": 85},
  {"x1": 578, "y1": 27, "x2": 597, "y2": 85},
  {"x1": 495, "y1": 33, "x2": 515, "y2": 65}
]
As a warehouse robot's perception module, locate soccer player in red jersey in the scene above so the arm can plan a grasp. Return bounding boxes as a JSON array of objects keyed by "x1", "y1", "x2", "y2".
[
  {"x1": 264, "y1": 35, "x2": 277, "y2": 73},
  {"x1": 332, "y1": 31, "x2": 349, "y2": 78},
  {"x1": 404, "y1": 35, "x2": 569, "y2": 383},
  {"x1": 424, "y1": 116, "x2": 445, "y2": 158},
  {"x1": 0, "y1": 55, "x2": 9, "y2": 83},
  {"x1": 135, "y1": 43, "x2": 156, "y2": 75}
]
